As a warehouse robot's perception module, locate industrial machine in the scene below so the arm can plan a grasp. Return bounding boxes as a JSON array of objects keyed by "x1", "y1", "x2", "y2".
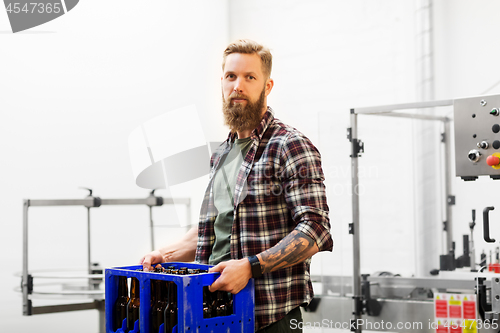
[
  {"x1": 303, "y1": 94, "x2": 500, "y2": 333},
  {"x1": 454, "y1": 95, "x2": 500, "y2": 181},
  {"x1": 17, "y1": 189, "x2": 190, "y2": 333}
]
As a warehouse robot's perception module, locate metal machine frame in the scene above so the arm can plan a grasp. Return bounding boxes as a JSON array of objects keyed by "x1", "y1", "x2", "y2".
[
  {"x1": 21, "y1": 190, "x2": 190, "y2": 332},
  {"x1": 348, "y1": 99, "x2": 454, "y2": 333}
]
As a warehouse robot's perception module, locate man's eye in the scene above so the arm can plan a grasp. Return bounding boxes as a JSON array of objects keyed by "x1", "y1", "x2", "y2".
[
  {"x1": 248, "y1": 76, "x2": 255, "y2": 80},
  {"x1": 227, "y1": 74, "x2": 235, "y2": 79}
]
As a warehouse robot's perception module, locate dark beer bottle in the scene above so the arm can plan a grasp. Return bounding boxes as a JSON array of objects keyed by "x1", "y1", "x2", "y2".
[
  {"x1": 113, "y1": 276, "x2": 129, "y2": 330},
  {"x1": 151, "y1": 280, "x2": 167, "y2": 333},
  {"x1": 151, "y1": 281, "x2": 156, "y2": 306},
  {"x1": 202, "y1": 287, "x2": 212, "y2": 318},
  {"x1": 224, "y1": 292, "x2": 233, "y2": 315},
  {"x1": 127, "y1": 277, "x2": 140, "y2": 331},
  {"x1": 164, "y1": 282, "x2": 178, "y2": 333},
  {"x1": 214, "y1": 291, "x2": 227, "y2": 317}
]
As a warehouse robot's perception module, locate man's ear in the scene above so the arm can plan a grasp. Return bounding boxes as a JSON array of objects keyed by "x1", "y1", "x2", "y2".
[{"x1": 265, "y1": 78, "x2": 274, "y2": 97}]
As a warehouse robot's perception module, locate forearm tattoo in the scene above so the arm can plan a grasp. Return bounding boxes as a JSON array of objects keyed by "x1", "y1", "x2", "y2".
[{"x1": 259, "y1": 230, "x2": 317, "y2": 274}]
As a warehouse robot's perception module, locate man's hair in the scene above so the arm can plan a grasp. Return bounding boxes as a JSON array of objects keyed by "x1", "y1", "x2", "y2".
[{"x1": 222, "y1": 39, "x2": 272, "y2": 79}]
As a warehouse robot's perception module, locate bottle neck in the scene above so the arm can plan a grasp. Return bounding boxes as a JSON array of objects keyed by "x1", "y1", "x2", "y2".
[
  {"x1": 154, "y1": 280, "x2": 163, "y2": 301},
  {"x1": 118, "y1": 276, "x2": 128, "y2": 296},
  {"x1": 130, "y1": 278, "x2": 140, "y2": 298},
  {"x1": 169, "y1": 283, "x2": 177, "y2": 304}
]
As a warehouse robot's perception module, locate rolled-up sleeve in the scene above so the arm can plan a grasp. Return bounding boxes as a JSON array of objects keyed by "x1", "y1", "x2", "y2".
[{"x1": 279, "y1": 132, "x2": 333, "y2": 252}]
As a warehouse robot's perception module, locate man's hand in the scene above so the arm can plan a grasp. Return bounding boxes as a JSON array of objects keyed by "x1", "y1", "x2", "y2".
[
  {"x1": 139, "y1": 250, "x2": 164, "y2": 272},
  {"x1": 208, "y1": 259, "x2": 252, "y2": 294},
  {"x1": 138, "y1": 227, "x2": 198, "y2": 271}
]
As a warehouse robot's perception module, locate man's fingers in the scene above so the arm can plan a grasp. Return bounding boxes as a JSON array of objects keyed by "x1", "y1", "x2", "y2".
[
  {"x1": 209, "y1": 273, "x2": 228, "y2": 293},
  {"x1": 208, "y1": 278, "x2": 221, "y2": 293},
  {"x1": 142, "y1": 255, "x2": 152, "y2": 272},
  {"x1": 208, "y1": 262, "x2": 228, "y2": 292},
  {"x1": 208, "y1": 262, "x2": 226, "y2": 273},
  {"x1": 208, "y1": 264, "x2": 220, "y2": 273}
]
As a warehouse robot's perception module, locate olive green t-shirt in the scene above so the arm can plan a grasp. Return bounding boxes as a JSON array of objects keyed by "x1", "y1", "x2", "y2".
[{"x1": 209, "y1": 136, "x2": 253, "y2": 265}]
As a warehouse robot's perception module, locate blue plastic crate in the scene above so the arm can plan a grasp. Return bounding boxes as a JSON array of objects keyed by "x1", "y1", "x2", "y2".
[{"x1": 105, "y1": 262, "x2": 255, "y2": 333}]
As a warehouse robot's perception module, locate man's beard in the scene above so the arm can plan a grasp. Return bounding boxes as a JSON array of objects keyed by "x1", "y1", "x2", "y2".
[{"x1": 222, "y1": 86, "x2": 266, "y2": 134}]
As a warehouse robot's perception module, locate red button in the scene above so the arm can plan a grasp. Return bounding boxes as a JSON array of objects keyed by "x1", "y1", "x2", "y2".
[{"x1": 487, "y1": 155, "x2": 500, "y2": 166}]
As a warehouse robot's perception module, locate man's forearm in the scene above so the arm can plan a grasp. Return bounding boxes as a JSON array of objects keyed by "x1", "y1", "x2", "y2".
[
  {"x1": 257, "y1": 230, "x2": 319, "y2": 274},
  {"x1": 159, "y1": 226, "x2": 198, "y2": 262}
]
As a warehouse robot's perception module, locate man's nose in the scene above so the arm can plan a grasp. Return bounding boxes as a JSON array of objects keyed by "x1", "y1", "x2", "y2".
[{"x1": 233, "y1": 79, "x2": 244, "y2": 94}]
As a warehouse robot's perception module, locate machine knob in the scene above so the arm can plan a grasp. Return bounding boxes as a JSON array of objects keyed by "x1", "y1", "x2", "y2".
[
  {"x1": 468, "y1": 149, "x2": 481, "y2": 163},
  {"x1": 491, "y1": 108, "x2": 500, "y2": 116},
  {"x1": 477, "y1": 141, "x2": 489, "y2": 149},
  {"x1": 487, "y1": 153, "x2": 500, "y2": 169}
]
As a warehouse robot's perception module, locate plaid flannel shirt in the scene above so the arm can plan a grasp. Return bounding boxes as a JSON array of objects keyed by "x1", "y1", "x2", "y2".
[{"x1": 195, "y1": 107, "x2": 333, "y2": 330}]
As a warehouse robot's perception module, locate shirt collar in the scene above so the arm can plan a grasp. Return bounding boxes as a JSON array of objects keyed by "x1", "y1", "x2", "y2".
[{"x1": 225, "y1": 106, "x2": 274, "y2": 143}]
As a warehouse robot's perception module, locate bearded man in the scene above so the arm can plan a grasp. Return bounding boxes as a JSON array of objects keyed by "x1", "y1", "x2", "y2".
[{"x1": 141, "y1": 39, "x2": 333, "y2": 333}]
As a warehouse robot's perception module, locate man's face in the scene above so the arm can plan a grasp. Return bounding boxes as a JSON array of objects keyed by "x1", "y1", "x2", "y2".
[{"x1": 221, "y1": 53, "x2": 273, "y2": 133}]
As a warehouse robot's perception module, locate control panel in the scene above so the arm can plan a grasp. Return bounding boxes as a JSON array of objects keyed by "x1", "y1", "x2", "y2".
[{"x1": 454, "y1": 94, "x2": 500, "y2": 180}]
